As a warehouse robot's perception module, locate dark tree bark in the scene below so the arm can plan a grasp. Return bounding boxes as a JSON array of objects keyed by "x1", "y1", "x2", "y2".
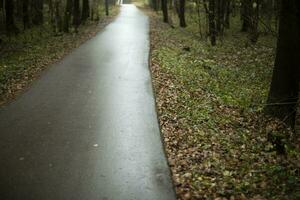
[
  {"x1": 32, "y1": 0, "x2": 44, "y2": 25},
  {"x1": 216, "y1": 0, "x2": 222, "y2": 33},
  {"x1": 0, "y1": 0, "x2": 3, "y2": 9},
  {"x1": 265, "y1": 0, "x2": 300, "y2": 128},
  {"x1": 224, "y1": 0, "x2": 230, "y2": 28},
  {"x1": 81, "y1": 0, "x2": 90, "y2": 21},
  {"x1": 161, "y1": 0, "x2": 168, "y2": 23},
  {"x1": 23, "y1": 0, "x2": 30, "y2": 29},
  {"x1": 177, "y1": 0, "x2": 186, "y2": 27},
  {"x1": 249, "y1": 0, "x2": 259, "y2": 43},
  {"x1": 0, "y1": 0, "x2": 4, "y2": 34},
  {"x1": 54, "y1": 0, "x2": 62, "y2": 33},
  {"x1": 241, "y1": 0, "x2": 251, "y2": 32},
  {"x1": 64, "y1": 0, "x2": 73, "y2": 32},
  {"x1": 16, "y1": 0, "x2": 23, "y2": 19},
  {"x1": 73, "y1": 0, "x2": 80, "y2": 32},
  {"x1": 208, "y1": 0, "x2": 216, "y2": 45},
  {"x1": 105, "y1": 0, "x2": 109, "y2": 16},
  {"x1": 48, "y1": 0, "x2": 56, "y2": 32},
  {"x1": 5, "y1": 0, "x2": 18, "y2": 34},
  {"x1": 151, "y1": 0, "x2": 158, "y2": 11},
  {"x1": 296, "y1": 85, "x2": 300, "y2": 134}
]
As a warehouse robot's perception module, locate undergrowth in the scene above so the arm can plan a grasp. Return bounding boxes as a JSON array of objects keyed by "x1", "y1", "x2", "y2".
[{"x1": 148, "y1": 7, "x2": 300, "y2": 200}]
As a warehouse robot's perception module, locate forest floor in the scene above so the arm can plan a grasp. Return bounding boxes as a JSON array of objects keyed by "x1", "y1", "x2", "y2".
[
  {"x1": 135, "y1": 3, "x2": 300, "y2": 200},
  {"x1": 0, "y1": 6, "x2": 119, "y2": 106}
]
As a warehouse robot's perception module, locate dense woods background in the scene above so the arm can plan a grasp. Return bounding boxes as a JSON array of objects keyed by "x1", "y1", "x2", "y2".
[{"x1": 0, "y1": 0, "x2": 117, "y2": 36}]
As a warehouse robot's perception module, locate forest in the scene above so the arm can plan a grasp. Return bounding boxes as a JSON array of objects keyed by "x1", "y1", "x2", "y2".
[
  {"x1": 144, "y1": 0, "x2": 300, "y2": 199},
  {"x1": 0, "y1": 0, "x2": 299, "y2": 200}
]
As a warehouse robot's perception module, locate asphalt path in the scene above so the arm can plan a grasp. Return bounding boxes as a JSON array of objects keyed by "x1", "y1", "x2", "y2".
[{"x1": 0, "y1": 5, "x2": 176, "y2": 200}]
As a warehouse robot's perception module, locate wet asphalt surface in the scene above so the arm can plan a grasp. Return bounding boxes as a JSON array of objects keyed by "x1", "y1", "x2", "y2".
[{"x1": 0, "y1": 5, "x2": 176, "y2": 200}]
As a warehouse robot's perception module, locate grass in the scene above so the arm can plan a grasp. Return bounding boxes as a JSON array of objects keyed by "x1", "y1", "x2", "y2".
[
  {"x1": 145, "y1": 5, "x2": 300, "y2": 200},
  {"x1": 0, "y1": 6, "x2": 119, "y2": 105}
]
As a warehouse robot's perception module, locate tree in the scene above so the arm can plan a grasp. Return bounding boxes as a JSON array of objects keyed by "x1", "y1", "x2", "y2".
[
  {"x1": 241, "y1": 0, "x2": 251, "y2": 32},
  {"x1": 73, "y1": 0, "x2": 80, "y2": 32},
  {"x1": 5, "y1": 0, "x2": 18, "y2": 34},
  {"x1": 64, "y1": 0, "x2": 73, "y2": 32},
  {"x1": 208, "y1": 0, "x2": 216, "y2": 45},
  {"x1": 54, "y1": 0, "x2": 62, "y2": 33},
  {"x1": 265, "y1": 0, "x2": 300, "y2": 128},
  {"x1": 161, "y1": 0, "x2": 168, "y2": 23},
  {"x1": 216, "y1": 0, "x2": 225, "y2": 34},
  {"x1": 105, "y1": 0, "x2": 109, "y2": 16},
  {"x1": 176, "y1": 0, "x2": 186, "y2": 27},
  {"x1": 224, "y1": 0, "x2": 231, "y2": 28},
  {"x1": 82, "y1": 0, "x2": 90, "y2": 21},
  {"x1": 296, "y1": 85, "x2": 300, "y2": 134},
  {"x1": 151, "y1": 0, "x2": 159, "y2": 11},
  {"x1": 249, "y1": 0, "x2": 259, "y2": 44},
  {"x1": 32, "y1": 0, "x2": 44, "y2": 25},
  {"x1": 23, "y1": 0, "x2": 30, "y2": 29}
]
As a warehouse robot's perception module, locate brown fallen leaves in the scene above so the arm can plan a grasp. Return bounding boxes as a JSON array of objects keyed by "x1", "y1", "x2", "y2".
[{"x1": 148, "y1": 9, "x2": 300, "y2": 200}]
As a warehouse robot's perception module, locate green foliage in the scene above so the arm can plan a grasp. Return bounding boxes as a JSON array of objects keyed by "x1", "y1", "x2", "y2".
[{"x1": 150, "y1": 9, "x2": 300, "y2": 200}]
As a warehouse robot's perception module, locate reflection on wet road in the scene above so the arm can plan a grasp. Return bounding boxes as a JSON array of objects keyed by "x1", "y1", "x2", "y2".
[{"x1": 0, "y1": 5, "x2": 176, "y2": 200}]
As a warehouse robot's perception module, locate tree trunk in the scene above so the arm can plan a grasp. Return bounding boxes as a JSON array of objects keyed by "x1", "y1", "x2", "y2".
[
  {"x1": 105, "y1": 0, "x2": 109, "y2": 16},
  {"x1": 178, "y1": 0, "x2": 186, "y2": 27},
  {"x1": 73, "y1": 0, "x2": 80, "y2": 32},
  {"x1": 32, "y1": 0, "x2": 44, "y2": 25},
  {"x1": 151, "y1": 0, "x2": 158, "y2": 11},
  {"x1": 81, "y1": 0, "x2": 89, "y2": 21},
  {"x1": 224, "y1": 0, "x2": 230, "y2": 28},
  {"x1": 265, "y1": 0, "x2": 300, "y2": 128},
  {"x1": 64, "y1": 0, "x2": 73, "y2": 32},
  {"x1": 5, "y1": 0, "x2": 18, "y2": 34},
  {"x1": 241, "y1": 0, "x2": 251, "y2": 32},
  {"x1": 295, "y1": 86, "x2": 300, "y2": 135},
  {"x1": 208, "y1": 0, "x2": 216, "y2": 45},
  {"x1": 249, "y1": 0, "x2": 259, "y2": 43},
  {"x1": 54, "y1": 0, "x2": 62, "y2": 33},
  {"x1": 161, "y1": 0, "x2": 168, "y2": 23},
  {"x1": 23, "y1": 0, "x2": 30, "y2": 29},
  {"x1": 195, "y1": 0, "x2": 203, "y2": 38}
]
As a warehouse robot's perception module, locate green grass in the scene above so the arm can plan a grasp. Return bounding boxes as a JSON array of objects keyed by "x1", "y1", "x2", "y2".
[{"x1": 149, "y1": 7, "x2": 300, "y2": 200}]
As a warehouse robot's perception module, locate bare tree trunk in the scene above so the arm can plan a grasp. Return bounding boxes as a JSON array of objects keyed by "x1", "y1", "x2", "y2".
[
  {"x1": 195, "y1": 0, "x2": 203, "y2": 38},
  {"x1": 81, "y1": 0, "x2": 89, "y2": 22},
  {"x1": 265, "y1": 0, "x2": 300, "y2": 128},
  {"x1": 208, "y1": 0, "x2": 216, "y2": 45},
  {"x1": 224, "y1": 0, "x2": 230, "y2": 28},
  {"x1": 241, "y1": 0, "x2": 251, "y2": 32},
  {"x1": 295, "y1": 86, "x2": 300, "y2": 135},
  {"x1": 23, "y1": 0, "x2": 30, "y2": 29},
  {"x1": 54, "y1": 0, "x2": 62, "y2": 33},
  {"x1": 249, "y1": 0, "x2": 259, "y2": 43},
  {"x1": 32, "y1": 0, "x2": 44, "y2": 25},
  {"x1": 105, "y1": 0, "x2": 109, "y2": 16},
  {"x1": 64, "y1": 0, "x2": 73, "y2": 32},
  {"x1": 161, "y1": 0, "x2": 169, "y2": 23},
  {"x1": 73, "y1": 0, "x2": 80, "y2": 32},
  {"x1": 5, "y1": 0, "x2": 18, "y2": 34},
  {"x1": 177, "y1": 0, "x2": 186, "y2": 27}
]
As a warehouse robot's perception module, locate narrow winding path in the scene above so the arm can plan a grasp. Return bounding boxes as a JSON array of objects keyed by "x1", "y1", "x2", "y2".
[{"x1": 0, "y1": 5, "x2": 176, "y2": 200}]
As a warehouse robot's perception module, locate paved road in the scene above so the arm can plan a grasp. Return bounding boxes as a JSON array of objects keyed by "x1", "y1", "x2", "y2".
[{"x1": 0, "y1": 5, "x2": 176, "y2": 200}]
